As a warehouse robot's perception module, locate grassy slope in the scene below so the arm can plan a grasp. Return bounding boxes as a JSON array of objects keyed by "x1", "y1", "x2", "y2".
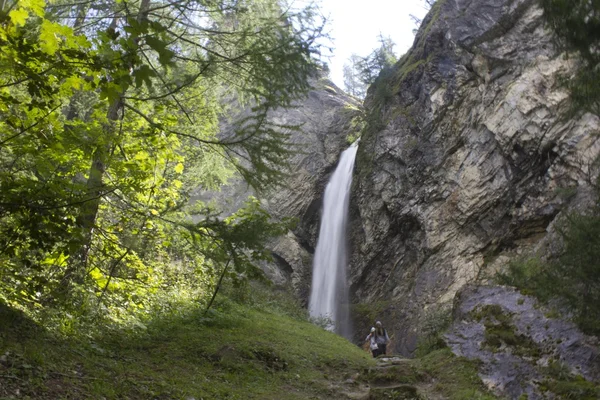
[
  {"x1": 0, "y1": 285, "x2": 501, "y2": 400},
  {"x1": 0, "y1": 297, "x2": 373, "y2": 400}
]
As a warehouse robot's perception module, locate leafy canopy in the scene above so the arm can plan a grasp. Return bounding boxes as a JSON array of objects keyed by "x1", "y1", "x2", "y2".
[{"x1": 0, "y1": 0, "x2": 324, "y2": 326}]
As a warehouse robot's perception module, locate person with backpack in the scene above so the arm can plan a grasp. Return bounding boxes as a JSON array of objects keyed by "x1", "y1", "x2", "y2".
[
  {"x1": 372, "y1": 321, "x2": 390, "y2": 356},
  {"x1": 365, "y1": 321, "x2": 390, "y2": 357}
]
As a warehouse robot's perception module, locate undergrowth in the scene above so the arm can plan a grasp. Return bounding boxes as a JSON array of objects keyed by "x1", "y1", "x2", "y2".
[
  {"x1": 0, "y1": 282, "x2": 373, "y2": 399},
  {"x1": 414, "y1": 305, "x2": 452, "y2": 357},
  {"x1": 413, "y1": 348, "x2": 497, "y2": 400}
]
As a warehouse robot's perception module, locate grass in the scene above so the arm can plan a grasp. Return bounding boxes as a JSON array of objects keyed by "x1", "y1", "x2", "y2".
[
  {"x1": 540, "y1": 361, "x2": 600, "y2": 400},
  {"x1": 413, "y1": 348, "x2": 497, "y2": 400},
  {"x1": 0, "y1": 288, "x2": 374, "y2": 399}
]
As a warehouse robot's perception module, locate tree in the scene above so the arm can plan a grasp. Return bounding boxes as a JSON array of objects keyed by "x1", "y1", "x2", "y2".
[
  {"x1": 410, "y1": 1, "x2": 436, "y2": 34},
  {"x1": 0, "y1": 0, "x2": 324, "y2": 315},
  {"x1": 343, "y1": 54, "x2": 367, "y2": 98},
  {"x1": 540, "y1": 0, "x2": 600, "y2": 115},
  {"x1": 342, "y1": 35, "x2": 397, "y2": 98}
]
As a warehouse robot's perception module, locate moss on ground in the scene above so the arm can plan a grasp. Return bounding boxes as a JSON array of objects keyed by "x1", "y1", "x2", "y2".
[
  {"x1": 364, "y1": 363, "x2": 423, "y2": 385},
  {"x1": 368, "y1": 384, "x2": 421, "y2": 400},
  {"x1": 413, "y1": 348, "x2": 497, "y2": 400},
  {"x1": 539, "y1": 361, "x2": 600, "y2": 400}
]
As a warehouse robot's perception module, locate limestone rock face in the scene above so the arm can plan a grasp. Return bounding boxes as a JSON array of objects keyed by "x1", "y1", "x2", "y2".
[
  {"x1": 446, "y1": 285, "x2": 600, "y2": 399},
  {"x1": 350, "y1": 0, "x2": 600, "y2": 354}
]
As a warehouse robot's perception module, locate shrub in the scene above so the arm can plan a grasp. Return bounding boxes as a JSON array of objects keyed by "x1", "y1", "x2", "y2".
[{"x1": 415, "y1": 305, "x2": 452, "y2": 357}]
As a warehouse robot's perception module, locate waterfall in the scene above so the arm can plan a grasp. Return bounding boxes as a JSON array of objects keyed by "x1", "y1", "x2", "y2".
[{"x1": 308, "y1": 141, "x2": 358, "y2": 338}]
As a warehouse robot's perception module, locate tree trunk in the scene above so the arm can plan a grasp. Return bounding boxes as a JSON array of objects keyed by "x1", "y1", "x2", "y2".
[
  {"x1": 61, "y1": 0, "x2": 150, "y2": 291},
  {"x1": 64, "y1": 97, "x2": 122, "y2": 286}
]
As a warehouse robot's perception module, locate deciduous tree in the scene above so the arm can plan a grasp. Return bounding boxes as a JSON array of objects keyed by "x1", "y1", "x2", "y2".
[{"x1": 0, "y1": 0, "x2": 324, "y2": 317}]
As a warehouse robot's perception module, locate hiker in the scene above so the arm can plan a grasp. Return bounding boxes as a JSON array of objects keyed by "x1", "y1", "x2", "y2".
[
  {"x1": 365, "y1": 327, "x2": 378, "y2": 357},
  {"x1": 372, "y1": 321, "x2": 390, "y2": 356}
]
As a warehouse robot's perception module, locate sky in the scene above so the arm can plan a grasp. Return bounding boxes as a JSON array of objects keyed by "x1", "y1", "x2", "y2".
[{"x1": 313, "y1": 0, "x2": 431, "y2": 90}]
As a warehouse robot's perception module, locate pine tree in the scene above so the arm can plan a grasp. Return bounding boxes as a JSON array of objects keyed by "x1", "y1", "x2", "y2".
[
  {"x1": 343, "y1": 54, "x2": 368, "y2": 98},
  {"x1": 540, "y1": 0, "x2": 600, "y2": 115},
  {"x1": 342, "y1": 35, "x2": 397, "y2": 98}
]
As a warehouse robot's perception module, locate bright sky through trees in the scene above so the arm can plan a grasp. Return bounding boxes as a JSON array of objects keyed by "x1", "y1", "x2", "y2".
[{"x1": 316, "y1": 0, "x2": 430, "y2": 88}]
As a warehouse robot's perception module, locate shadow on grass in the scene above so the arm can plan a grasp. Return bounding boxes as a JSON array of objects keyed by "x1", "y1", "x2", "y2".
[{"x1": 1, "y1": 295, "x2": 373, "y2": 400}]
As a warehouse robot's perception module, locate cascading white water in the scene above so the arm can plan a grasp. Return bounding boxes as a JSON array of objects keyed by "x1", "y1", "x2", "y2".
[{"x1": 308, "y1": 141, "x2": 358, "y2": 337}]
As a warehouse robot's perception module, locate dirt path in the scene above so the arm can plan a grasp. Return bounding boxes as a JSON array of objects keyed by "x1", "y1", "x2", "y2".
[{"x1": 334, "y1": 355, "x2": 446, "y2": 400}]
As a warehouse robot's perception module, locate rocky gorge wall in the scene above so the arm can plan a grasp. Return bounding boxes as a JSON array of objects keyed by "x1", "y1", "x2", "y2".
[
  {"x1": 202, "y1": 0, "x2": 600, "y2": 364},
  {"x1": 193, "y1": 75, "x2": 361, "y2": 301},
  {"x1": 349, "y1": 0, "x2": 600, "y2": 355}
]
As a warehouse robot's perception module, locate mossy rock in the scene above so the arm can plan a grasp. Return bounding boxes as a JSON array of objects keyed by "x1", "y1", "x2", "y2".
[{"x1": 470, "y1": 304, "x2": 542, "y2": 358}]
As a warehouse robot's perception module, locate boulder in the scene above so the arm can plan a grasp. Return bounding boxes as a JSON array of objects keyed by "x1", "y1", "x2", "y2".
[{"x1": 446, "y1": 285, "x2": 600, "y2": 399}]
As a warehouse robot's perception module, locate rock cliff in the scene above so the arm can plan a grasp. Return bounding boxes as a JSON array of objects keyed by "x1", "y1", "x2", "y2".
[{"x1": 349, "y1": 0, "x2": 600, "y2": 355}]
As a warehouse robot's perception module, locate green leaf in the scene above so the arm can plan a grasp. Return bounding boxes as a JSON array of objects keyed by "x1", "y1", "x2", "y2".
[
  {"x1": 145, "y1": 36, "x2": 166, "y2": 52},
  {"x1": 132, "y1": 65, "x2": 155, "y2": 89},
  {"x1": 22, "y1": 0, "x2": 45, "y2": 17},
  {"x1": 9, "y1": 9, "x2": 29, "y2": 26},
  {"x1": 39, "y1": 20, "x2": 61, "y2": 55},
  {"x1": 158, "y1": 49, "x2": 175, "y2": 66}
]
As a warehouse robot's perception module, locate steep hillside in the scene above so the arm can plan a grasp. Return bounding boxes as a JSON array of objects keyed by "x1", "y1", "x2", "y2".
[
  {"x1": 0, "y1": 290, "x2": 373, "y2": 400},
  {"x1": 1, "y1": 289, "x2": 505, "y2": 400}
]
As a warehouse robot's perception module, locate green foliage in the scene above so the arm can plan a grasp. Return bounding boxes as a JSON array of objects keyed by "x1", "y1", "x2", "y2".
[
  {"x1": 415, "y1": 305, "x2": 452, "y2": 357},
  {"x1": 0, "y1": 0, "x2": 325, "y2": 327},
  {"x1": 221, "y1": 280, "x2": 308, "y2": 321},
  {"x1": 497, "y1": 211, "x2": 600, "y2": 336},
  {"x1": 538, "y1": 360, "x2": 600, "y2": 400},
  {"x1": 551, "y1": 212, "x2": 600, "y2": 334},
  {"x1": 342, "y1": 35, "x2": 398, "y2": 98},
  {"x1": 341, "y1": 103, "x2": 365, "y2": 144},
  {"x1": 352, "y1": 300, "x2": 392, "y2": 333},
  {"x1": 496, "y1": 257, "x2": 549, "y2": 297},
  {"x1": 0, "y1": 298, "x2": 373, "y2": 399},
  {"x1": 540, "y1": 0, "x2": 600, "y2": 115}
]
